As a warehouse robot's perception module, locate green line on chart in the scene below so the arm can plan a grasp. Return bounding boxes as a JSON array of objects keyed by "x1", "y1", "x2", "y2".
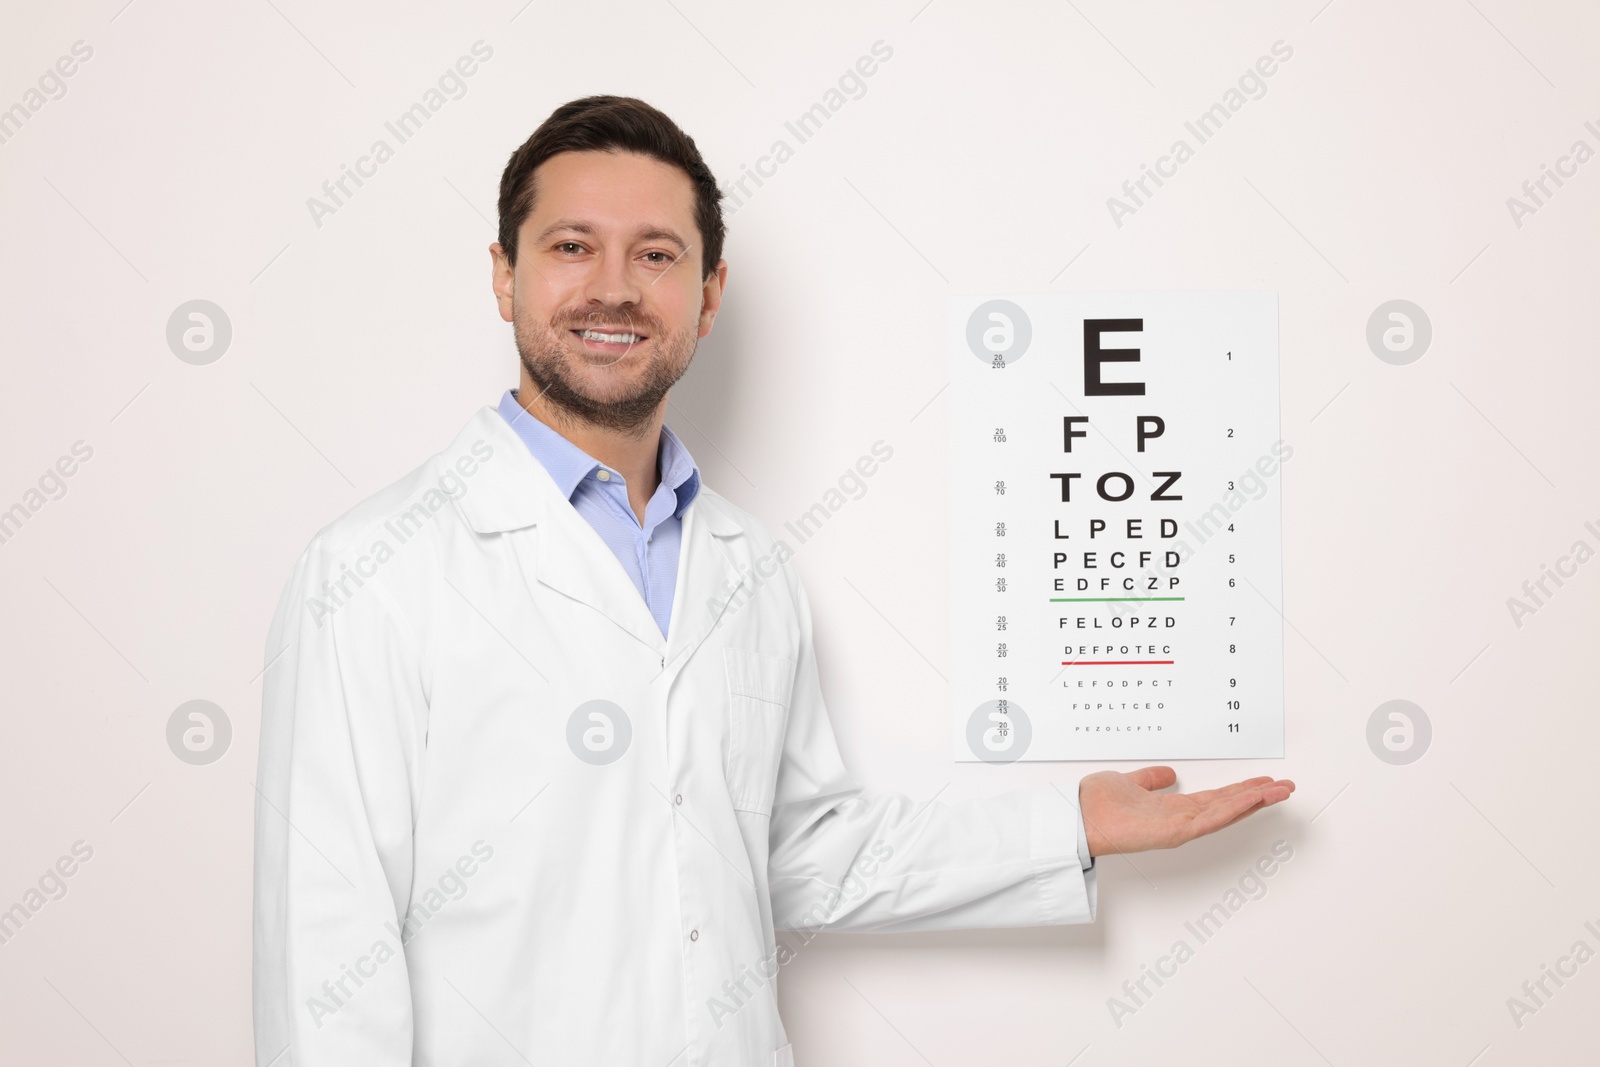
[{"x1": 1048, "y1": 596, "x2": 1187, "y2": 602}]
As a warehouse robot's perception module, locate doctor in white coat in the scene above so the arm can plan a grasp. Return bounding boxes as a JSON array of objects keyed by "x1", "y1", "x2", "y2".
[{"x1": 253, "y1": 95, "x2": 1295, "y2": 1066}]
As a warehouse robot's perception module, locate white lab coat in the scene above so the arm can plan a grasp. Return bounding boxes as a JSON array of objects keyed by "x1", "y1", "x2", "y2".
[{"x1": 253, "y1": 405, "x2": 1096, "y2": 1067}]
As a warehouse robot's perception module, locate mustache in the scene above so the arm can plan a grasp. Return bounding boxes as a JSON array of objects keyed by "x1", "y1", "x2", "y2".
[{"x1": 554, "y1": 306, "x2": 660, "y2": 335}]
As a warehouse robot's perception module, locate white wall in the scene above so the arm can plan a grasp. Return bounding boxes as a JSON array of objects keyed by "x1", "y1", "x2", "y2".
[{"x1": 2, "y1": 0, "x2": 1596, "y2": 1062}]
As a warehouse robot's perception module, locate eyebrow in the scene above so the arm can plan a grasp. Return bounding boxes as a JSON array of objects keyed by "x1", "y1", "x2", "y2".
[{"x1": 536, "y1": 219, "x2": 689, "y2": 252}]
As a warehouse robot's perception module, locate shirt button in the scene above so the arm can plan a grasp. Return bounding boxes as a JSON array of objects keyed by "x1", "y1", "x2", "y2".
[
  {"x1": 689, "y1": 929, "x2": 699, "y2": 942},
  {"x1": 675, "y1": 793, "x2": 683, "y2": 805},
  {"x1": 596, "y1": 469, "x2": 611, "y2": 482}
]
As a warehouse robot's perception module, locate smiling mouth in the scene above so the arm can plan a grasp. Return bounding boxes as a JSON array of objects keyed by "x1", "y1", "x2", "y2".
[{"x1": 572, "y1": 328, "x2": 648, "y2": 345}]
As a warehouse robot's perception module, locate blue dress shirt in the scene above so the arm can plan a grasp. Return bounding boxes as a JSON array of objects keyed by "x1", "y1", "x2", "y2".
[{"x1": 496, "y1": 389, "x2": 700, "y2": 637}]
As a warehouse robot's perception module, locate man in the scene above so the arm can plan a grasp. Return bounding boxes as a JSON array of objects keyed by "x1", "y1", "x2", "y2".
[{"x1": 253, "y1": 95, "x2": 1294, "y2": 1066}]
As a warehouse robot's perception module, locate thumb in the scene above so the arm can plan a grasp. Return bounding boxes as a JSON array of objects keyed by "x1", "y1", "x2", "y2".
[{"x1": 1125, "y1": 765, "x2": 1177, "y2": 792}]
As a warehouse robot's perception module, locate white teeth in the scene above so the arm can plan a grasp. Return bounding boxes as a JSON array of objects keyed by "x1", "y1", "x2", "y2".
[{"x1": 579, "y1": 329, "x2": 641, "y2": 344}]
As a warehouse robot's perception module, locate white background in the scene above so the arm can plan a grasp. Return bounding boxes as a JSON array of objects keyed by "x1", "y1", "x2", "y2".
[{"x1": 1, "y1": 0, "x2": 1597, "y2": 1063}]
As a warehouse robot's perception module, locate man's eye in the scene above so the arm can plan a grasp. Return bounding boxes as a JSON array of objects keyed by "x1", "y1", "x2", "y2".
[
  {"x1": 556, "y1": 242, "x2": 584, "y2": 254},
  {"x1": 642, "y1": 251, "x2": 673, "y2": 264}
]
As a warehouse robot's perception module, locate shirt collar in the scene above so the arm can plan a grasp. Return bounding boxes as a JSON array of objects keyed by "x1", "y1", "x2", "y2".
[
  {"x1": 656, "y1": 423, "x2": 701, "y2": 518},
  {"x1": 496, "y1": 389, "x2": 701, "y2": 518}
]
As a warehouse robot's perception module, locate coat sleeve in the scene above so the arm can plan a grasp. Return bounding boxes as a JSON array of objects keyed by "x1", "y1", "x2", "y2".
[
  {"x1": 253, "y1": 538, "x2": 427, "y2": 1066},
  {"x1": 766, "y1": 569, "x2": 1096, "y2": 934}
]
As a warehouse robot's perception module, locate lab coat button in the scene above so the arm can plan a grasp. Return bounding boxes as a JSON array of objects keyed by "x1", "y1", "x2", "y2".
[
  {"x1": 689, "y1": 928, "x2": 699, "y2": 942},
  {"x1": 675, "y1": 793, "x2": 683, "y2": 805}
]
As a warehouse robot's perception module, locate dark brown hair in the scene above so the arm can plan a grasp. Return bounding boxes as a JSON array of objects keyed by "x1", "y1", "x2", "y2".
[{"x1": 497, "y1": 95, "x2": 725, "y2": 279}]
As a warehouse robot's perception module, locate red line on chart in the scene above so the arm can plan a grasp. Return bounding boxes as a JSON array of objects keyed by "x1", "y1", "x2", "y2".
[{"x1": 1062, "y1": 660, "x2": 1175, "y2": 666}]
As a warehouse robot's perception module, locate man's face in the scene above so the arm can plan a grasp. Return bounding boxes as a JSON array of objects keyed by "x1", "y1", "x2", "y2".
[{"x1": 491, "y1": 149, "x2": 726, "y2": 432}]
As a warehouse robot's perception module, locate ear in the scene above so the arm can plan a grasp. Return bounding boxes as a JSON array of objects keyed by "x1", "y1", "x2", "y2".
[
  {"x1": 698, "y1": 259, "x2": 728, "y2": 338},
  {"x1": 490, "y1": 242, "x2": 515, "y2": 323}
]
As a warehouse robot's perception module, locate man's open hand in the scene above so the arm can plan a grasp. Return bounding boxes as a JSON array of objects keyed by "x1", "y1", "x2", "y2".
[{"x1": 1078, "y1": 767, "x2": 1294, "y2": 856}]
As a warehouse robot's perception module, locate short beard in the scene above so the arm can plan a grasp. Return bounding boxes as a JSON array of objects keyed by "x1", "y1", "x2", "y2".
[{"x1": 513, "y1": 305, "x2": 697, "y2": 435}]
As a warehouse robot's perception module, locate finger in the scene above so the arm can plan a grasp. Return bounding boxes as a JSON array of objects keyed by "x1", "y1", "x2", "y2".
[
  {"x1": 1184, "y1": 781, "x2": 1296, "y2": 841},
  {"x1": 1212, "y1": 783, "x2": 1292, "y2": 830},
  {"x1": 1247, "y1": 780, "x2": 1294, "y2": 803},
  {"x1": 1125, "y1": 766, "x2": 1177, "y2": 792},
  {"x1": 1182, "y1": 776, "x2": 1277, "y2": 805}
]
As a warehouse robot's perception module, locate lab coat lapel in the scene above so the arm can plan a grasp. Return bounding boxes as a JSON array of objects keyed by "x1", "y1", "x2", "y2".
[
  {"x1": 663, "y1": 497, "x2": 748, "y2": 671},
  {"x1": 459, "y1": 406, "x2": 666, "y2": 656},
  {"x1": 524, "y1": 467, "x2": 666, "y2": 655},
  {"x1": 460, "y1": 404, "x2": 749, "y2": 662}
]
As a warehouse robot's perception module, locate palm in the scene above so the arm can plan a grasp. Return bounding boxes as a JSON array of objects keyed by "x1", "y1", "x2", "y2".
[{"x1": 1078, "y1": 766, "x2": 1294, "y2": 856}]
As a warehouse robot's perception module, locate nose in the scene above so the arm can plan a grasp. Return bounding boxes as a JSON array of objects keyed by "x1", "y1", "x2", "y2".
[{"x1": 580, "y1": 241, "x2": 643, "y2": 312}]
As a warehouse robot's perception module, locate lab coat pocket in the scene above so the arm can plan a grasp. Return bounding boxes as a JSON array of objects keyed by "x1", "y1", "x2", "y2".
[{"x1": 724, "y1": 647, "x2": 795, "y2": 816}]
